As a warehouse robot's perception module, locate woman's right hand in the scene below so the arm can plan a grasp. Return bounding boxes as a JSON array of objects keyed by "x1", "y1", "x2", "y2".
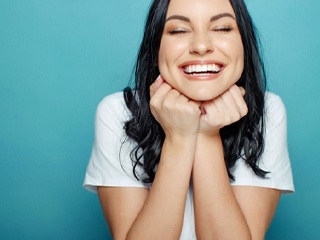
[{"x1": 149, "y1": 75, "x2": 201, "y2": 139}]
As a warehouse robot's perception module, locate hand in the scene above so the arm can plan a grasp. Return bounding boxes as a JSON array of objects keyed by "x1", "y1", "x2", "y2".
[
  {"x1": 199, "y1": 85, "x2": 248, "y2": 136},
  {"x1": 150, "y1": 76, "x2": 201, "y2": 139}
]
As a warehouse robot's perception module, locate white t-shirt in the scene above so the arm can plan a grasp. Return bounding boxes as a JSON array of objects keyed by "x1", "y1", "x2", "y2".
[{"x1": 83, "y1": 91, "x2": 294, "y2": 239}]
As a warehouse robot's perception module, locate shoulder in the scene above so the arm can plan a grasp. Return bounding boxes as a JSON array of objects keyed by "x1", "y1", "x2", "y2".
[
  {"x1": 264, "y1": 92, "x2": 287, "y2": 131},
  {"x1": 264, "y1": 92, "x2": 286, "y2": 117},
  {"x1": 231, "y1": 92, "x2": 294, "y2": 193},
  {"x1": 95, "y1": 91, "x2": 132, "y2": 126},
  {"x1": 98, "y1": 91, "x2": 126, "y2": 107},
  {"x1": 97, "y1": 91, "x2": 128, "y2": 115},
  {"x1": 84, "y1": 91, "x2": 148, "y2": 191}
]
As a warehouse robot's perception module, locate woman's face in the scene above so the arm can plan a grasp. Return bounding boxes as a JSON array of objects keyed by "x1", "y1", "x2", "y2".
[{"x1": 158, "y1": 0, "x2": 244, "y2": 101}]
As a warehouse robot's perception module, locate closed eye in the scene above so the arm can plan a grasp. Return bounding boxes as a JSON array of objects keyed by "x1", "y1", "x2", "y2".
[
  {"x1": 168, "y1": 29, "x2": 189, "y2": 35},
  {"x1": 213, "y1": 26, "x2": 233, "y2": 32}
]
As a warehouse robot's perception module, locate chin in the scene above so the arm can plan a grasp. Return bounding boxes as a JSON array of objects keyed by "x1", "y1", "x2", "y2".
[{"x1": 184, "y1": 91, "x2": 219, "y2": 101}]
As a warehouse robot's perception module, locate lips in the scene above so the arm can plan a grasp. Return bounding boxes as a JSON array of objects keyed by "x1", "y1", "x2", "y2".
[{"x1": 183, "y1": 64, "x2": 222, "y2": 75}]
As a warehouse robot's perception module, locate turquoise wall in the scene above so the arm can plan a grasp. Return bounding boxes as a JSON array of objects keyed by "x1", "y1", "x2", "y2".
[{"x1": 0, "y1": 0, "x2": 319, "y2": 239}]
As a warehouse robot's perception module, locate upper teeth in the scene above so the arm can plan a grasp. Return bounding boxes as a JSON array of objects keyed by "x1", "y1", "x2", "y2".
[{"x1": 184, "y1": 64, "x2": 221, "y2": 74}]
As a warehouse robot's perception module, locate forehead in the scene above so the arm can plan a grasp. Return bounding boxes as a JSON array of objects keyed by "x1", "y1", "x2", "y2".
[{"x1": 166, "y1": 0, "x2": 235, "y2": 18}]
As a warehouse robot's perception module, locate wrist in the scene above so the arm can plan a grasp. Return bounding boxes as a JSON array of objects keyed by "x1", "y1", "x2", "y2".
[
  {"x1": 162, "y1": 134, "x2": 198, "y2": 166},
  {"x1": 195, "y1": 133, "x2": 223, "y2": 153},
  {"x1": 193, "y1": 133, "x2": 224, "y2": 168},
  {"x1": 198, "y1": 131, "x2": 221, "y2": 140},
  {"x1": 164, "y1": 133, "x2": 198, "y2": 149}
]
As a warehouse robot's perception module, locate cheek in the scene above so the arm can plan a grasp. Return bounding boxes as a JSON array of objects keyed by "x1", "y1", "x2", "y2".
[
  {"x1": 157, "y1": 44, "x2": 180, "y2": 88},
  {"x1": 158, "y1": 42, "x2": 169, "y2": 70},
  {"x1": 158, "y1": 38, "x2": 187, "y2": 64},
  {"x1": 219, "y1": 37, "x2": 243, "y2": 57},
  {"x1": 236, "y1": 42, "x2": 245, "y2": 72},
  {"x1": 158, "y1": 40, "x2": 182, "y2": 79},
  {"x1": 221, "y1": 38, "x2": 244, "y2": 67},
  {"x1": 157, "y1": 48, "x2": 168, "y2": 77},
  {"x1": 233, "y1": 37, "x2": 244, "y2": 64}
]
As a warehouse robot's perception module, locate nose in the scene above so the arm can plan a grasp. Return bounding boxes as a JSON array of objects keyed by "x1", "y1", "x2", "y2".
[{"x1": 189, "y1": 32, "x2": 214, "y2": 55}]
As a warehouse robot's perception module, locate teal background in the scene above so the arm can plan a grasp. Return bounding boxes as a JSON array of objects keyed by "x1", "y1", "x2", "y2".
[{"x1": 0, "y1": 0, "x2": 319, "y2": 239}]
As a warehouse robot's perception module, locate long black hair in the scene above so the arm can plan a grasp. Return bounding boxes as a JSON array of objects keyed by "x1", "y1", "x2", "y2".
[{"x1": 123, "y1": 0, "x2": 268, "y2": 183}]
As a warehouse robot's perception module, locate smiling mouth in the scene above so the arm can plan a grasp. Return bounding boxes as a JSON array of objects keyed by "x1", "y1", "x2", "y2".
[{"x1": 183, "y1": 64, "x2": 222, "y2": 75}]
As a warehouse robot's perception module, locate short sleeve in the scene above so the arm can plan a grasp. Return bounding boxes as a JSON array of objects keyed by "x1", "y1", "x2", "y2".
[
  {"x1": 231, "y1": 92, "x2": 294, "y2": 193},
  {"x1": 83, "y1": 92, "x2": 149, "y2": 193}
]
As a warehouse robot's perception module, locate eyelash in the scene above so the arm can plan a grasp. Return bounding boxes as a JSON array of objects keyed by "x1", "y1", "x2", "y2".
[
  {"x1": 168, "y1": 29, "x2": 188, "y2": 35},
  {"x1": 214, "y1": 26, "x2": 233, "y2": 32},
  {"x1": 168, "y1": 26, "x2": 233, "y2": 35}
]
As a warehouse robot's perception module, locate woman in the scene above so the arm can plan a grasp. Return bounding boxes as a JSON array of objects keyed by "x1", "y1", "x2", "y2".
[{"x1": 84, "y1": 0, "x2": 294, "y2": 239}]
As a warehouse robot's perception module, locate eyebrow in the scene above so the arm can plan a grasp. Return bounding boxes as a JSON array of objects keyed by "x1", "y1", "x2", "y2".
[{"x1": 166, "y1": 13, "x2": 236, "y2": 23}]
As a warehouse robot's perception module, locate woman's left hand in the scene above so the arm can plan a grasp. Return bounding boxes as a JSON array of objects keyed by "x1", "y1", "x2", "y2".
[{"x1": 199, "y1": 85, "x2": 248, "y2": 136}]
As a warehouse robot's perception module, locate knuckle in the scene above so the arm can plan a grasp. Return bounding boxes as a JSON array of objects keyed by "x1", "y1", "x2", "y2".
[
  {"x1": 240, "y1": 104, "x2": 248, "y2": 116},
  {"x1": 229, "y1": 85, "x2": 239, "y2": 93},
  {"x1": 162, "y1": 98, "x2": 173, "y2": 110},
  {"x1": 243, "y1": 106, "x2": 249, "y2": 115},
  {"x1": 150, "y1": 97, "x2": 160, "y2": 108}
]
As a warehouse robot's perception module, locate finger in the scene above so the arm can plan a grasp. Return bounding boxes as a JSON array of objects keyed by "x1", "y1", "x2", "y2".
[
  {"x1": 212, "y1": 95, "x2": 228, "y2": 115},
  {"x1": 150, "y1": 81, "x2": 173, "y2": 109},
  {"x1": 180, "y1": 95, "x2": 202, "y2": 115},
  {"x1": 220, "y1": 90, "x2": 243, "y2": 121},
  {"x1": 200, "y1": 104, "x2": 206, "y2": 115},
  {"x1": 221, "y1": 89, "x2": 237, "y2": 111},
  {"x1": 189, "y1": 99, "x2": 202, "y2": 110},
  {"x1": 150, "y1": 75, "x2": 164, "y2": 98},
  {"x1": 239, "y1": 86, "x2": 246, "y2": 96},
  {"x1": 229, "y1": 85, "x2": 248, "y2": 117},
  {"x1": 201, "y1": 95, "x2": 226, "y2": 120},
  {"x1": 153, "y1": 75, "x2": 164, "y2": 91}
]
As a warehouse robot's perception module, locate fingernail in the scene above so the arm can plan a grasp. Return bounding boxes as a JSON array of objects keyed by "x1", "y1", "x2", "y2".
[{"x1": 155, "y1": 75, "x2": 161, "y2": 82}]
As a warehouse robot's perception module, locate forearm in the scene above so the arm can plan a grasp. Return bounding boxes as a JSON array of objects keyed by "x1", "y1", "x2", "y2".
[
  {"x1": 126, "y1": 136, "x2": 196, "y2": 240},
  {"x1": 192, "y1": 135, "x2": 251, "y2": 240}
]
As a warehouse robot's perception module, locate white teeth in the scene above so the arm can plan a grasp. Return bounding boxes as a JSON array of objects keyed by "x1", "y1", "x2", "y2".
[
  {"x1": 184, "y1": 64, "x2": 221, "y2": 74},
  {"x1": 201, "y1": 65, "x2": 207, "y2": 72}
]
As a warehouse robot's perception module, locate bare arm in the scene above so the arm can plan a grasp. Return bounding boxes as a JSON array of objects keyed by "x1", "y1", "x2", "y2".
[
  {"x1": 193, "y1": 135, "x2": 280, "y2": 239},
  {"x1": 98, "y1": 136, "x2": 196, "y2": 240},
  {"x1": 193, "y1": 135, "x2": 251, "y2": 239},
  {"x1": 192, "y1": 85, "x2": 280, "y2": 239},
  {"x1": 232, "y1": 186, "x2": 280, "y2": 239},
  {"x1": 97, "y1": 187, "x2": 149, "y2": 239},
  {"x1": 98, "y1": 77, "x2": 201, "y2": 239}
]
